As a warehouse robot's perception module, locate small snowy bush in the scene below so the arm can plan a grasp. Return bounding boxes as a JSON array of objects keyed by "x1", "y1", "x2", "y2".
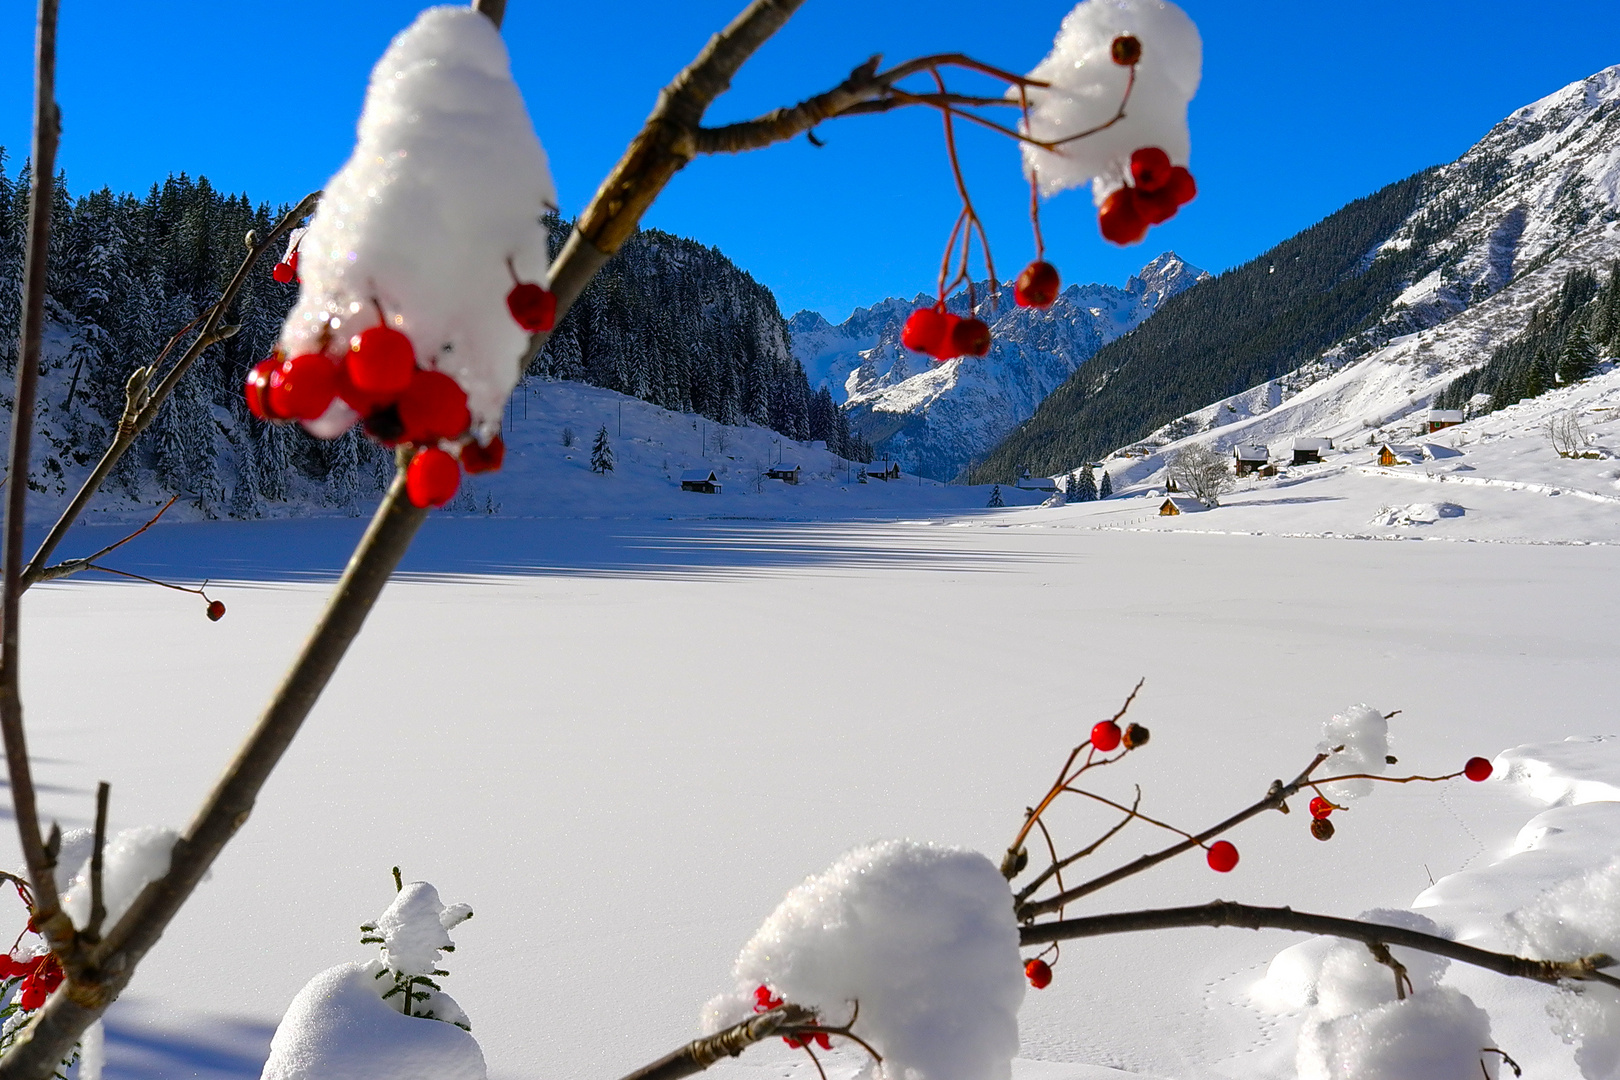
[
  {"x1": 1020, "y1": 0, "x2": 1202, "y2": 202},
  {"x1": 261, "y1": 879, "x2": 481, "y2": 1080},
  {"x1": 703, "y1": 839, "x2": 1023, "y2": 1080}
]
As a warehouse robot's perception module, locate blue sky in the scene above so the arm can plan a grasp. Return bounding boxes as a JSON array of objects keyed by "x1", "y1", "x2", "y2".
[{"x1": 3, "y1": 1, "x2": 1618, "y2": 321}]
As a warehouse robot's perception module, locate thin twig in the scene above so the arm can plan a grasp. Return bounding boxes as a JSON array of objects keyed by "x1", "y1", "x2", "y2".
[
  {"x1": 1020, "y1": 900, "x2": 1620, "y2": 992},
  {"x1": 614, "y1": 1005, "x2": 817, "y2": 1080},
  {"x1": 84, "y1": 783, "x2": 109, "y2": 943},
  {"x1": 1018, "y1": 752, "x2": 1329, "y2": 920},
  {"x1": 1014, "y1": 788, "x2": 1140, "y2": 905},
  {"x1": 30, "y1": 496, "x2": 180, "y2": 585}
]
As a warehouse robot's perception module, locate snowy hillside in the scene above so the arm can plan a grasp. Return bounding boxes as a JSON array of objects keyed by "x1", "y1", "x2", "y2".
[
  {"x1": 1027, "y1": 65, "x2": 1620, "y2": 496},
  {"x1": 786, "y1": 254, "x2": 1206, "y2": 480}
]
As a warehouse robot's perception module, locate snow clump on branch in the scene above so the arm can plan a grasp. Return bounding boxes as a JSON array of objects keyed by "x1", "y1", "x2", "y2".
[
  {"x1": 1019, "y1": 0, "x2": 1201, "y2": 203},
  {"x1": 702, "y1": 839, "x2": 1023, "y2": 1080},
  {"x1": 279, "y1": 5, "x2": 555, "y2": 436},
  {"x1": 60, "y1": 825, "x2": 178, "y2": 930},
  {"x1": 1316, "y1": 703, "x2": 1390, "y2": 802}
]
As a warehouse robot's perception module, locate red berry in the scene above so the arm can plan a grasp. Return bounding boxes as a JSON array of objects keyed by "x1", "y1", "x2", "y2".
[
  {"x1": 268, "y1": 353, "x2": 338, "y2": 421},
  {"x1": 1309, "y1": 796, "x2": 1334, "y2": 819},
  {"x1": 1162, "y1": 166, "x2": 1197, "y2": 207},
  {"x1": 1025, "y1": 958, "x2": 1053, "y2": 989},
  {"x1": 1099, "y1": 188, "x2": 1148, "y2": 246},
  {"x1": 461, "y1": 434, "x2": 506, "y2": 475},
  {"x1": 950, "y1": 317, "x2": 992, "y2": 358},
  {"x1": 244, "y1": 357, "x2": 281, "y2": 420},
  {"x1": 1464, "y1": 757, "x2": 1493, "y2": 782},
  {"x1": 753, "y1": 985, "x2": 784, "y2": 1011},
  {"x1": 1136, "y1": 187, "x2": 1181, "y2": 226},
  {"x1": 272, "y1": 261, "x2": 295, "y2": 284},
  {"x1": 206, "y1": 599, "x2": 226, "y2": 621},
  {"x1": 398, "y1": 369, "x2": 471, "y2": 445},
  {"x1": 335, "y1": 362, "x2": 383, "y2": 418},
  {"x1": 346, "y1": 326, "x2": 416, "y2": 398},
  {"x1": 1130, "y1": 148, "x2": 1174, "y2": 193},
  {"x1": 902, "y1": 307, "x2": 948, "y2": 354},
  {"x1": 506, "y1": 283, "x2": 557, "y2": 333},
  {"x1": 1091, "y1": 720, "x2": 1122, "y2": 752},
  {"x1": 1014, "y1": 261, "x2": 1061, "y2": 309},
  {"x1": 1110, "y1": 34, "x2": 1142, "y2": 66},
  {"x1": 1206, "y1": 840, "x2": 1239, "y2": 873},
  {"x1": 406, "y1": 447, "x2": 460, "y2": 508},
  {"x1": 928, "y1": 313, "x2": 964, "y2": 361}
]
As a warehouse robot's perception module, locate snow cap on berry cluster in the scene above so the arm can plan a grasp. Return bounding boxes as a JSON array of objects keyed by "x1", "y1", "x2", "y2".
[
  {"x1": 372, "y1": 881, "x2": 473, "y2": 978},
  {"x1": 1315, "y1": 704, "x2": 1390, "y2": 801},
  {"x1": 1018, "y1": 0, "x2": 1201, "y2": 202},
  {"x1": 701, "y1": 839, "x2": 1023, "y2": 1080},
  {"x1": 279, "y1": 6, "x2": 554, "y2": 436}
]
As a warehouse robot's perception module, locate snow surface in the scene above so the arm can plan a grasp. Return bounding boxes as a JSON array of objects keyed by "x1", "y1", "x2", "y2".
[
  {"x1": 279, "y1": 6, "x2": 554, "y2": 433},
  {"x1": 703, "y1": 840, "x2": 1023, "y2": 1080},
  {"x1": 1020, "y1": 0, "x2": 1201, "y2": 202}
]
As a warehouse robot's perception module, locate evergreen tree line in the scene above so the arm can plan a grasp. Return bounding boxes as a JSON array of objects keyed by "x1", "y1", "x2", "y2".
[
  {"x1": 535, "y1": 218, "x2": 870, "y2": 462},
  {"x1": 976, "y1": 170, "x2": 1438, "y2": 481},
  {"x1": 0, "y1": 157, "x2": 863, "y2": 518},
  {"x1": 0, "y1": 152, "x2": 391, "y2": 516},
  {"x1": 1434, "y1": 261, "x2": 1618, "y2": 414}
]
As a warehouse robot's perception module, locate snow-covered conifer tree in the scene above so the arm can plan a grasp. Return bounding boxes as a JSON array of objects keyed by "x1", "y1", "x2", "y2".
[{"x1": 591, "y1": 425, "x2": 614, "y2": 473}]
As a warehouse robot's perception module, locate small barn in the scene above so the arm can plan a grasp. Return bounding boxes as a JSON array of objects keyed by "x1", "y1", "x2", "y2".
[
  {"x1": 680, "y1": 468, "x2": 722, "y2": 493},
  {"x1": 766, "y1": 463, "x2": 801, "y2": 484},
  {"x1": 1159, "y1": 496, "x2": 1206, "y2": 516},
  {"x1": 1015, "y1": 470, "x2": 1059, "y2": 493},
  {"x1": 1427, "y1": 409, "x2": 1464, "y2": 433},
  {"x1": 1292, "y1": 437, "x2": 1332, "y2": 465},
  {"x1": 1375, "y1": 444, "x2": 1422, "y2": 467},
  {"x1": 864, "y1": 461, "x2": 900, "y2": 481},
  {"x1": 1232, "y1": 445, "x2": 1269, "y2": 476}
]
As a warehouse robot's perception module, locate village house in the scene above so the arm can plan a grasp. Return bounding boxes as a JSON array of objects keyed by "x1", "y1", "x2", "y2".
[
  {"x1": 1015, "y1": 468, "x2": 1059, "y2": 493},
  {"x1": 1375, "y1": 444, "x2": 1423, "y2": 467},
  {"x1": 1232, "y1": 444, "x2": 1269, "y2": 476},
  {"x1": 766, "y1": 463, "x2": 801, "y2": 484},
  {"x1": 1428, "y1": 409, "x2": 1464, "y2": 433},
  {"x1": 1291, "y1": 437, "x2": 1332, "y2": 465},
  {"x1": 680, "y1": 468, "x2": 722, "y2": 493},
  {"x1": 1159, "y1": 496, "x2": 1206, "y2": 516},
  {"x1": 863, "y1": 461, "x2": 900, "y2": 481}
]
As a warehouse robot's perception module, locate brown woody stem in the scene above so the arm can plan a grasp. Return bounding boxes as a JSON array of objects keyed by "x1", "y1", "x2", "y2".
[{"x1": 1020, "y1": 900, "x2": 1620, "y2": 992}]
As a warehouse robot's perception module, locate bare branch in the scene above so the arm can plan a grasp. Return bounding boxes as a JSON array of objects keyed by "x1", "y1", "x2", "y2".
[
  {"x1": 1020, "y1": 900, "x2": 1620, "y2": 992},
  {"x1": 29, "y1": 496, "x2": 179, "y2": 585},
  {"x1": 20, "y1": 193, "x2": 319, "y2": 590},
  {"x1": 1017, "y1": 753, "x2": 1328, "y2": 920},
  {"x1": 1, "y1": 0, "x2": 70, "y2": 968},
  {"x1": 615, "y1": 1005, "x2": 816, "y2": 1080}
]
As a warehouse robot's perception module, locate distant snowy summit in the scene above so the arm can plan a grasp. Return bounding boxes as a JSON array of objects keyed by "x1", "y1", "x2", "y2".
[{"x1": 786, "y1": 253, "x2": 1207, "y2": 479}]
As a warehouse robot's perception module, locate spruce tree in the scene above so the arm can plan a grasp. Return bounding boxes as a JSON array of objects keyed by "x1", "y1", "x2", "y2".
[
  {"x1": 1071, "y1": 465, "x2": 1098, "y2": 502},
  {"x1": 591, "y1": 425, "x2": 614, "y2": 473},
  {"x1": 1098, "y1": 468, "x2": 1113, "y2": 499},
  {"x1": 1524, "y1": 350, "x2": 1552, "y2": 399},
  {"x1": 987, "y1": 484, "x2": 1004, "y2": 508},
  {"x1": 1557, "y1": 323, "x2": 1598, "y2": 384}
]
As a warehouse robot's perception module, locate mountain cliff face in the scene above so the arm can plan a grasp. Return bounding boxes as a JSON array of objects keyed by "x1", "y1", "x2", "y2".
[
  {"x1": 787, "y1": 253, "x2": 1206, "y2": 479},
  {"x1": 980, "y1": 63, "x2": 1620, "y2": 480}
]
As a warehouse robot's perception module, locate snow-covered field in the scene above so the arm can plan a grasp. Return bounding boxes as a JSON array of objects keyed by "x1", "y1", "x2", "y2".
[{"x1": 11, "y1": 437, "x2": 1619, "y2": 1078}]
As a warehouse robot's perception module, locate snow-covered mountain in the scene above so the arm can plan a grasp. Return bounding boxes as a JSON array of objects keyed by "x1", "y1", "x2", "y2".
[
  {"x1": 1078, "y1": 64, "x2": 1620, "y2": 484},
  {"x1": 986, "y1": 63, "x2": 1620, "y2": 482},
  {"x1": 786, "y1": 253, "x2": 1206, "y2": 479}
]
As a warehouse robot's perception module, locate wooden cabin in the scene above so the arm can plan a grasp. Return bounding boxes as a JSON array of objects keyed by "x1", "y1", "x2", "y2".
[
  {"x1": 1375, "y1": 444, "x2": 1422, "y2": 467},
  {"x1": 1232, "y1": 445, "x2": 1270, "y2": 477},
  {"x1": 680, "y1": 468, "x2": 722, "y2": 493},
  {"x1": 1427, "y1": 409, "x2": 1464, "y2": 433},
  {"x1": 1159, "y1": 496, "x2": 1206, "y2": 516},
  {"x1": 766, "y1": 463, "x2": 801, "y2": 485},
  {"x1": 1015, "y1": 470, "x2": 1059, "y2": 493},
  {"x1": 1291, "y1": 437, "x2": 1332, "y2": 465},
  {"x1": 864, "y1": 461, "x2": 900, "y2": 481}
]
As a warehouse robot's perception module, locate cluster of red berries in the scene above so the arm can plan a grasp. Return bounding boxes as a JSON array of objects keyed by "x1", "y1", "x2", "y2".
[
  {"x1": 246, "y1": 280, "x2": 554, "y2": 508},
  {"x1": 901, "y1": 306, "x2": 992, "y2": 362},
  {"x1": 1024, "y1": 957, "x2": 1053, "y2": 989},
  {"x1": 0, "y1": 951, "x2": 63, "y2": 1012},
  {"x1": 1090, "y1": 718, "x2": 1149, "y2": 753},
  {"x1": 1098, "y1": 147, "x2": 1197, "y2": 246},
  {"x1": 753, "y1": 985, "x2": 832, "y2": 1050},
  {"x1": 1308, "y1": 795, "x2": 1339, "y2": 841}
]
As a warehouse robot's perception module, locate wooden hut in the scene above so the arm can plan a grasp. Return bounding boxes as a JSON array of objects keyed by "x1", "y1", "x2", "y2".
[
  {"x1": 680, "y1": 468, "x2": 722, "y2": 493},
  {"x1": 1159, "y1": 496, "x2": 1206, "y2": 516},
  {"x1": 766, "y1": 463, "x2": 801, "y2": 484},
  {"x1": 1427, "y1": 409, "x2": 1464, "y2": 433},
  {"x1": 1232, "y1": 445, "x2": 1270, "y2": 477},
  {"x1": 1291, "y1": 437, "x2": 1332, "y2": 465}
]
